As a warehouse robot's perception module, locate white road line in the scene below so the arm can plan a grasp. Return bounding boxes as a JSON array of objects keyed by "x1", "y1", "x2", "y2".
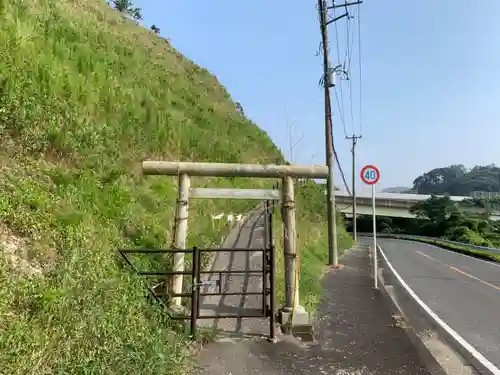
[
  {"x1": 402, "y1": 239, "x2": 500, "y2": 269},
  {"x1": 378, "y1": 245, "x2": 500, "y2": 375}
]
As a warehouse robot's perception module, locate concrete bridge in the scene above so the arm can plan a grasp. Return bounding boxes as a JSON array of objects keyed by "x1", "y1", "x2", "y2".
[{"x1": 334, "y1": 191, "x2": 500, "y2": 219}]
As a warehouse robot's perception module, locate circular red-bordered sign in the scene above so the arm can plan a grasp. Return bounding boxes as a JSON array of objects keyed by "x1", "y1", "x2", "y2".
[{"x1": 360, "y1": 165, "x2": 380, "y2": 185}]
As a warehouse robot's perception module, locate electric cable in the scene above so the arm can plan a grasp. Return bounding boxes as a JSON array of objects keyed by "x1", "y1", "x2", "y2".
[{"x1": 357, "y1": 3, "x2": 363, "y2": 136}]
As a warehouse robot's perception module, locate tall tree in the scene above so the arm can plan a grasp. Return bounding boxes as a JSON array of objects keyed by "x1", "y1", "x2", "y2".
[
  {"x1": 110, "y1": 0, "x2": 142, "y2": 20},
  {"x1": 411, "y1": 164, "x2": 500, "y2": 196},
  {"x1": 412, "y1": 164, "x2": 467, "y2": 195},
  {"x1": 409, "y1": 195, "x2": 458, "y2": 236}
]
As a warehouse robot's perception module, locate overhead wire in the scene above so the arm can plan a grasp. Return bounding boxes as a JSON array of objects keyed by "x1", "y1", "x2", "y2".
[
  {"x1": 333, "y1": 3, "x2": 359, "y2": 196},
  {"x1": 326, "y1": 81, "x2": 352, "y2": 196},
  {"x1": 334, "y1": 148, "x2": 352, "y2": 196},
  {"x1": 332, "y1": 2, "x2": 365, "y2": 196},
  {"x1": 345, "y1": 7, "x2": 356, "y2": 136},
  {"x1": 344, "y1": 6, "x2": 357, "y2": 73},
  {"x1": 332, "y1": 6, "x2": 348, "y2": 138},
  {"x1": 317, "y1": 1, "x2": 354, "y2": 197},
  {"x1": 357, "y1": 3, "x2": 364, "y2": 136}
]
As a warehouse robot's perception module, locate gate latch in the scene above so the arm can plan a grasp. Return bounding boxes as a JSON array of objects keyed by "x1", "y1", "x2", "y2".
[{"x1": 192, "y1": 280, "x2": 220, "y2": 289}]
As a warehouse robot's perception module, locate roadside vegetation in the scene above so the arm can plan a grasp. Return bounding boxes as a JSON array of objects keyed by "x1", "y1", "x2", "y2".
[
  {"x1": 274, "y1": 181, "x2": 352, "y2": 312},
  {"x1": 377, "y1": 234, "x2": 500, "y2": 262},
  {"x1": 355, "y1": 162, "x2": 500, "y2": 249},
  {"x1": 0, "y1": 0, "x2": 351, "y2": 374},
  {"x1": 356, "y1": 195, "x2": 500, "y2": 247},
  {"x1": 392, "y1": 163, "x2": 500, "y2": 196},
  {"x1": 353, "y1": 163, "x2": 500, "y2": 260}
]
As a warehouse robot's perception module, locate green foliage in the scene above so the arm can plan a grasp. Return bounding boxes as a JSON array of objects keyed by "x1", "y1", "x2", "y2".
[
  {"x1": 462, "y1": 196, "x2": 500, "y2": 211},
  {"x1": 360, "y1": 195, "x2": 500, "y2": 248},
  {"x1": 356, "y1": 164, "x2": 500, "y2": 248},
  {"x1": 409, "y1": 195, "x2": 457, "y2": 221},
  {"x1": 274, "y1": 180, "x2": 352, "y2": 312},
  {"x1": 0, "y1": 1, "x2": 350, "y2": 373},
  {"x1": 110, "y1": 0, "x2": 143, "y2": 20},
  {"x1": 408, "y1": 195, "x2": 458, "y2": 237},
  {"x1": 410, "y1": 196, "x2": 500, "y2": 247},
  {"x1": 412, "y1": 164, "x2": 500, "y2": 196}
]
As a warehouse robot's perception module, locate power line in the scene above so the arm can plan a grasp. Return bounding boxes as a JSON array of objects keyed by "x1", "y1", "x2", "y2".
[
  {"x1": 334, "y1": 148, "x2": 352, "y2": 196},
  {"x1": 344, "y1": 6, "x2": 358, "y2": 72},
  {"x1": 335, "y1": 88, "x2": 348, "y2": 137},
  {"x1": 332, "y1": 7, "x2": 347, "y2": 136},
  {"x1": 346, "y1": 134, "x2": 361, "y2": 241},
  {"x1": 357, "y1": 3, "x2": 364, "y2": 136},
  {"x1": 318, "y1": 0, "x2": 362, "y2": 266},
  {"x1": 330, "y1": 3, "x2": 363, "y2": 140},
  {"x1": 345, "y1": 7, "x2": 357, "y2": 134}
]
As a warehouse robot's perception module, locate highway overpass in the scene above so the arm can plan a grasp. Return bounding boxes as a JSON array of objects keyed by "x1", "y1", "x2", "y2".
[
  {"x1": 335, "y1": 191, "x2": 500, "y2": 219},
  {"x1": 364, "y1": 237, "x2": 500, "y2": 372}
]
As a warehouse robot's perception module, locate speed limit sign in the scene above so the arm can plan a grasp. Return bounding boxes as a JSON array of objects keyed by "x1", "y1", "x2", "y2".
[
  {"x1": 360, "y1": 164, "x2": 380, "y2": 290},
  {"x1": 360, "y1": 165, "x2": 380, "y2": 185}
]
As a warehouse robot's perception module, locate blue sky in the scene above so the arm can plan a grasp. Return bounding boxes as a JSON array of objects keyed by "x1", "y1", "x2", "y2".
[{"x1": 134, "y1": 0, "x2": 500, "y2": 192}]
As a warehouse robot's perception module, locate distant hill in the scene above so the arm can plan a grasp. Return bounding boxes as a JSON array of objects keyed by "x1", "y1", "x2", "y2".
[
  {"x1": 412, "y1": 164, "x2": 500, "y2": 196},
  {"x1": 382, "y1": 186, "x2": 412, "y2": 193}
]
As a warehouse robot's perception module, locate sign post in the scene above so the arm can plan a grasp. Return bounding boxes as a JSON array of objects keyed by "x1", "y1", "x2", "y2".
[{"x1": 360, "y1": 164, "x2": 380, "y2": 289}]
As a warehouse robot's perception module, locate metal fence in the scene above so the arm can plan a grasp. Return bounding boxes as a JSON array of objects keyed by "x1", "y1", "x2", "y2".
[{"x1": 119, "y1": 200, "x2": 277, "y2": 340}]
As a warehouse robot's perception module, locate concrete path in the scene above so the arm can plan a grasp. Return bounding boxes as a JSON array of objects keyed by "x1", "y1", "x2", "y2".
[
  {"x1": 192, "y1": 212, "x2": 441, "y2": 374},
  {"x1": 196, "y1": 208, "x2": 271, "y2": 337}
]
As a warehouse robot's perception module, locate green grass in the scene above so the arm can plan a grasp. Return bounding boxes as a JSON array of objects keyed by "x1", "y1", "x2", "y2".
[
  {"x1": 0, "y1": 1, "x2": 352, "y2": 374},
  {"x1": 274, "y1": 181, "x2": 353, "y2": 312}
]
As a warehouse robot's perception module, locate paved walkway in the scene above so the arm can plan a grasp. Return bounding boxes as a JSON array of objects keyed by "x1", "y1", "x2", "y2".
[{"x1": 192, "y1": 211, "x2": 442, "y2": 374}]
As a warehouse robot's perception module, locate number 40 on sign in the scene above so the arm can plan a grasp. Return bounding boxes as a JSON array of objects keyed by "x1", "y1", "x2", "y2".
[
  {"x1": 360, "y1": 164, "x2": 380, "y2": 289},
  {"x1": 360, "y1": 165, "x2": 380, "y2": 185}
]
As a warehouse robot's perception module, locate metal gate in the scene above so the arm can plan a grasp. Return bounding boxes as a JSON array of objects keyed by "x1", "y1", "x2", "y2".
[{"x1": 118, "y1": 200, "x2": 276, "y2": 340}]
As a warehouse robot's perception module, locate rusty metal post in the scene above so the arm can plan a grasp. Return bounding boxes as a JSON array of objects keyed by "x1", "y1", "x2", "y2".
[
  {"x1": 172, "y1": 173, "x2": 190, "y2": 306},
  {"x1": 190, "y1": 246, "x2": 200, "y2": 337}
]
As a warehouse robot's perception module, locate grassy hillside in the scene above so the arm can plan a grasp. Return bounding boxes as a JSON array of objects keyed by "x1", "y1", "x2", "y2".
[{"x1": 0, "y1": 1, "x2": 352, "y2": 374}]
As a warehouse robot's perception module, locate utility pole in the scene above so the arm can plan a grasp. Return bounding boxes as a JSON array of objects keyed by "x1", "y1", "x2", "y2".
[
  {"x1": 318, "y1": 0, "x2": 337, "y2": 267},
  {"x1": 318, "y1": 0, "x2": 362, "y2": 266},
  {"x1": 346, "y1": 134, "x2": 361, "y2": 242}
]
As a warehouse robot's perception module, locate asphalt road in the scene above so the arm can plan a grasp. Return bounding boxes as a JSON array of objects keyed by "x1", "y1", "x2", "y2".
[{"x1": 376, "y1": 238, "x2": 500, "y2": 369}]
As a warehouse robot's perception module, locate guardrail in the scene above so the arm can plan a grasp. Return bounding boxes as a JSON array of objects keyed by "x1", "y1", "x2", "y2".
[
  {"x1": 359, "y1": 232, "x2": 500, "y2": 254},
  {"x1": 374, "y1": 244, "x2": 500, "y2": 375}
]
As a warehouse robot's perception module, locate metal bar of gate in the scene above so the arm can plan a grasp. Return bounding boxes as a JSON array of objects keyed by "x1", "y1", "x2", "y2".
[
  {"x1": 190, "y1": 246, "x2": 200, "y2": 337},
  {"x1": 171, "y1": 292, "x2": 263, "y2": 298},
  {"x1": 119, "y1": 247, "x2": 268, "y2": 253},
  {"x1": 135, "y1": 269, "x2": 264, "y2": 276},
  {"x1": 194, "y1": 245, "x2": 203, "y2": 335},
  {"x1": 119, "y1": 210, "x2": 278, "y2": 340}
]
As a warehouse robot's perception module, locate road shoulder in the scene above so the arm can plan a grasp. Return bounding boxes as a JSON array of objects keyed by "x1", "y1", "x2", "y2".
[{"x1": 192, "y1": 224, "x2": 441, "y2": 374}]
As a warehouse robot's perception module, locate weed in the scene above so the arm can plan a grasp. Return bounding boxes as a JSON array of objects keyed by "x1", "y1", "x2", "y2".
[{"x1": 0, "y1": 0, "x2": 352, "y2": 373}]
